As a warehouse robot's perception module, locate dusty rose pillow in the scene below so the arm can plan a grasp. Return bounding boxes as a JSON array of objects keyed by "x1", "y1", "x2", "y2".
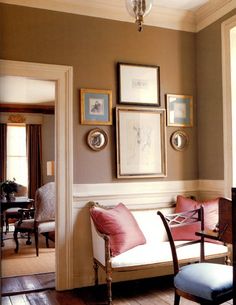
[
  {"x1": 172, "y1": 195, "x2": 219, "y2": 241},
  {"x1": 90, "y1": 203, "x2": 146, "y2": 256}
]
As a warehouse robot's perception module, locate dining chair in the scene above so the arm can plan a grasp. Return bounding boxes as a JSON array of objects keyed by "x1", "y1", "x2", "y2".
[
  {"x1": 4, "y1": 184, "x2": 28, "y2": 234},
  {"x1": 13, "y1": 182, "x2": 55, "y2": 256},
  {"x1": 157, "y1": 207, "x2": 233, "y2": 305}
]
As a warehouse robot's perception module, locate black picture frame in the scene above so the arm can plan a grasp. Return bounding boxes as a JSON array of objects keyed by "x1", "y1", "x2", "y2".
[{"x1": 118, "y1": 63, "x2": 160, "y2": 106}]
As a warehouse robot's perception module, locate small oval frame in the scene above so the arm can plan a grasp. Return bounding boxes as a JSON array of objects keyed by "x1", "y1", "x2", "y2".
[
  {"x1": 170, "y1": 130, "x2": 189, "y2": 151},
  {"x1": 87, "y1": 128, "x2": 108, "y2": 151}
]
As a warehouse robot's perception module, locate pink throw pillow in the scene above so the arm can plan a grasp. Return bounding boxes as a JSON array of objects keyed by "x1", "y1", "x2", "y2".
[
  {"x1": 172, "y1": 195, "x2": 219, "y2": 241},
  {"x1": 90, "y1": 203, "x2": 146, "y2": 256}
]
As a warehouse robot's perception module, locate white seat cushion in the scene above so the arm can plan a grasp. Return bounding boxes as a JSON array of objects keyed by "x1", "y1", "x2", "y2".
[{"x1": 111, "y1": 241, "x2": 228, "y2": 268}]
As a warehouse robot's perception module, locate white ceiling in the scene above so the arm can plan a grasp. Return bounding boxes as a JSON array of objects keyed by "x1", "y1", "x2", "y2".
[
  {"x1": 153, "y1": 0, "x2": 209, "y2": 11},
  {"x1": 0, "y1": 76, "x2": 55, "y2": 105}
]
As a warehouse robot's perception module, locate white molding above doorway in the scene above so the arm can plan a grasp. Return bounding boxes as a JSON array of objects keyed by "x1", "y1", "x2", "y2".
[{"x1": 0, "y1": 59, "x2": 74, "y2": 290}]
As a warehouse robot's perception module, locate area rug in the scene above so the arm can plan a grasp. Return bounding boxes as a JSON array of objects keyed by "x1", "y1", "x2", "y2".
[{"x1": 1, "y1": 228, "x2": 55, "y2": 277}]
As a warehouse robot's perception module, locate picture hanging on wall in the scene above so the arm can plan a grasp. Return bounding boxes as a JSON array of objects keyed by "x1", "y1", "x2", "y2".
[
  {"x1": 118, "y1": 63, "x2": 160, "y2": 106},
  {"x1": 116, "y1": 106, "x2": 167, "y2": 178},
  {"x1": 166, "y1": 94, "x2": 193, "y2": 127},
  {"x1": 80, "y1": 88, "x2": 112, "y2": 125},
  {"x1": 87, "y1": 128, "x2": 108, "y2": 151}
]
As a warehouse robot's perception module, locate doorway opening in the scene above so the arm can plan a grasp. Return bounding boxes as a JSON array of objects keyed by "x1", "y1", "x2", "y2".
[
  {"x1": 0, "y1": 76, "x2": 56, "y2": 278},
  {"x1": 0, "y1": 60, "x2": 74, "y2": 291}
]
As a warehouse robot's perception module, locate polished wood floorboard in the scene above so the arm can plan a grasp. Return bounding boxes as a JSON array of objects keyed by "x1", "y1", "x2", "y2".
[
  {"x1": 1, "y1": 275, "x2": 233, "y2": 305},
  {"x1": 1, "y1": 272, "x2": 55, "y2": 296}
]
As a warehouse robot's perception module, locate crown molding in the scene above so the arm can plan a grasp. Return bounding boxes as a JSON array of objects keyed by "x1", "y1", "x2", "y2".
[
  {"x1": 0, "y1": 0, "x2": 197, "y2": 32},
  {"x1": 0, "y1": 0, "x2": 235, "y2": 32},
  {"x1": 195, "y1": 0, "x2": 236, "y2": 32}
]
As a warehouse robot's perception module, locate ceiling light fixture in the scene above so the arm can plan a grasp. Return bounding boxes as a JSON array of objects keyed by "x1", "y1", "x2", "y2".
[{"x1": 126, "y1": 0, "x2": 153, "y2": 32}]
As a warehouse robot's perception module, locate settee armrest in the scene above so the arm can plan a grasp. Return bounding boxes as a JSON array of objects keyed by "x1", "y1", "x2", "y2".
[{"x1": 91, "y1": 219, "x2": 110, "y2": 266}]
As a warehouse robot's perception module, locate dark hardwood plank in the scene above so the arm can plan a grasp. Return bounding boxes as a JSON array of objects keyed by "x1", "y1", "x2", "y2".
[
  {"x1": 35, "y1": 273, "x2": 55, "y2": 289},
  {"x1": 1, "y1": 277, "x2": 22, "y2": 295},
  {"x1": 10, "y1": 294, "x2": 30, "y2": 305},
  {"x1": 18, "y1": 276, "x2": 42, "y2": 292},
  {"x1": 52, "y1": 290, "x2": 86, "y2": 305},
  {"x1": 26, "y1": 291, "x2": 60, "y2": 305},
  {"x1": 1, "y1": 296, "x2": 13, "y2": 305},
  {"x1": 1, "y1": 273, "x2": 55, "y2": 296},
  {"x1": 1, "y1": 275, "x2": 232, "y2": 305},
  {"x1": 114, "y1": 297, "x2": 140, "y2": 305}
]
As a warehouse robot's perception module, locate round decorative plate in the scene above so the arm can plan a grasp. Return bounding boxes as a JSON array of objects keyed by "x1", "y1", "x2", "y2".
[
  {"x1": 87, "y1": 128, "x2": 108, "y2": 151},
  {"x1": 170, "y1": 130, "x2": 189, "y2": 151}
]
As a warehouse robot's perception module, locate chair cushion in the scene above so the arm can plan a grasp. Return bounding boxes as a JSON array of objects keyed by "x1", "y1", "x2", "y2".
[
  {"x1": 172, "y1": 196, "x2": 219, "y2": 241},
  {"x1": 14, "y1": 219, "x2": 34, "y2": 229},
  {"x1": 38, "y1": 221, "x2": 55, "y2": 233},
  {"x1": 90, "y1": 203, "x2": 146, "y2": 256},
  {"x1": 5, "y1": 207, "x2": 21, "y2": 214},
  {"x1": 174, "y1": 263, "x2": 232, "y2": 301}
]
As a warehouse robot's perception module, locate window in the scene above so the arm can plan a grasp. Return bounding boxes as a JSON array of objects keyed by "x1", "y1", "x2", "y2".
[{"x1": 7, "y1": 125, "x2": 28, "y2": 188}]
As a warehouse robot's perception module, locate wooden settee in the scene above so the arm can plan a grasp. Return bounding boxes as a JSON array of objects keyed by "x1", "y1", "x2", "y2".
[{"x1": 90, "y1": 201, "x2": 229, "y2": 305}]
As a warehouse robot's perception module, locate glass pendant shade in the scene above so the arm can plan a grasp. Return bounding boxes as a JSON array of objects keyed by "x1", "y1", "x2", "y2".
[{"x1": 125, "y1": 0, "x2": 153, "y2": 31}]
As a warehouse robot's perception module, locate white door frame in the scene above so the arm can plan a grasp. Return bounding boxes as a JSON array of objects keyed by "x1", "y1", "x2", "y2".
[
  {"x1": 222, "y1": 15, "x2": 236, "y2": 198},
  {"x1": 0, "y1": 59, "x2": 74, "y2": 290}
]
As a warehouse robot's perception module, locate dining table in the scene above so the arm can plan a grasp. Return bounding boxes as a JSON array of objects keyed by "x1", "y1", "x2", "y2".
[{"x1": 0, "y1": 196, "x2": 34, "y2": 246}]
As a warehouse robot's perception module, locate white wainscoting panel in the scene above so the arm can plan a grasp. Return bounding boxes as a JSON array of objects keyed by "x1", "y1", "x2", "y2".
[{"x1": 73, "y1": 180, "x2": 199, "y2": 210}]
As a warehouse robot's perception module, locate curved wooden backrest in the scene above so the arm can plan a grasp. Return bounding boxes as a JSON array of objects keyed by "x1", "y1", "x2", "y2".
[
  {"x1": 157, "y1": 207, "x2": 204, "y2": 275},
  {"x1": 218, "y1": 197, "x2": 232, "y2": 244}
]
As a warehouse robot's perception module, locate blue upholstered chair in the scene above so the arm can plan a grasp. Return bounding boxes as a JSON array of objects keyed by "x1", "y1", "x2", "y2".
[{"x1": 157, "y1": 207, "x2": 233, "y2": 305}]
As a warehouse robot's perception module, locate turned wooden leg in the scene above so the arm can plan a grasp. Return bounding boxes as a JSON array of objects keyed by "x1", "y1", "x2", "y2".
[
  {"x1": 45, "y1": 232, "x2": 50, "y2": 248},
  {"x1": 35, "y1": 230, "x2": 39, "y2": 256},
  {"x1": 26, "y1": 232, "x2": 32, "y2": 245},
  {"x1": 93, "y1": 260, "x2": 99, "y2": 286},
  {"x1": 1, "y1": 226, "x2": 4, "y2": 247},
  {"x1": 225, "y1": 255, "x2": 231, "y2": 265},
  {"x1": 106, "y1": 270, "x2": 112, "y2": 305},
  {"x1": 14, "y1": 229, "x2": 19, "y2": 253},
  {"x1": 5, "y1": 215, "x2": 9, "y2": 234},
  {"x1": 174, "y1": 291, "x2": 180, "y2": 305}
]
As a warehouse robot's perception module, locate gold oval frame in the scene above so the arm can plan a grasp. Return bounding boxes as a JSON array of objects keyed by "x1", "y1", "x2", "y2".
[
  {"x1": 87, "y1": 128, "x2": 108, "y2": 151},
  {"x1": 170, "y1": 130, "x2": 189, "y2": 151}
]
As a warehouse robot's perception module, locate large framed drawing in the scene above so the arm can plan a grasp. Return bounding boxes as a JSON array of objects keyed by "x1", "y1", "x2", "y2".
[
  {"x1": 166, "y1": 94, "x2": 193, "y2": 127},
  {"x1": 116, "y1": 106, "x2": 167, "y2": 178},
  {"x1": 118, "y1": 63, "x2": 160, "y2": 106}
]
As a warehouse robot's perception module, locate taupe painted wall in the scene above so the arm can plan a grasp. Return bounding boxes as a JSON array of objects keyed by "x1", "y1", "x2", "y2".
[
  {"x1": 196, "y1": 9, "x2": 236, "y2": 180},
  {"x1": 0, "y1": 4, "x2": 198, "y2": 183}
]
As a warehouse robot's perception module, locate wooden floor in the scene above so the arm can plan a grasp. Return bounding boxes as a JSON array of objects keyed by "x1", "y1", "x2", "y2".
[
  {"x1": 1, "y1": 274, "x2": 233, "y2": 305},
  {"x1": 1, "y1": 272, "x2": 55, "y2": 296}
]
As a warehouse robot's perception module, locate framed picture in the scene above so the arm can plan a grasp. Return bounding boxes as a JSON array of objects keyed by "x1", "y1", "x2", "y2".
[
  {"x1": 87, "y1": 128, "x2": 108, "y2": 151},
  {"x1": 80, "y1": 88, "x2": 112, "y2": 125},
  {"x1": 118, "y1": 63, "x2": 160, "y2": 106},
  {"x1": 170, "y1": 130, "x2": 189, "y2": 151},
  {"x1": 116, "y1": 106, "x2": 167, "y2": 178},
  {"x1": 166, "y1": 94, "x2": 193, "y2": 127}
]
